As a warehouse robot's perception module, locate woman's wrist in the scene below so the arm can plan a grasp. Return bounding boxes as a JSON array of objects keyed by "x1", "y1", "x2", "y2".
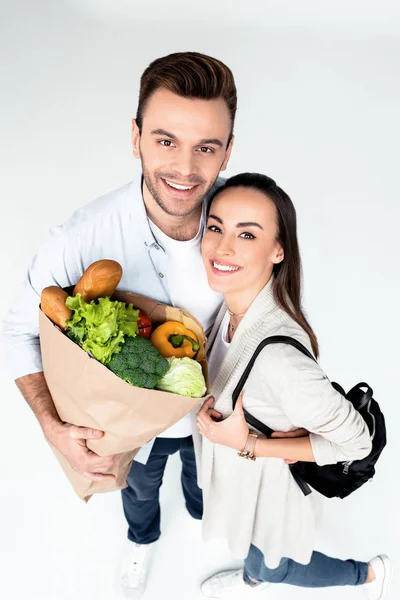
[
  {"x1": 253, "y1": 437, "x2": 271, "y2": 458},
  {"x1": 238, "y1": 431, "x2": 258, "y2": 460}
]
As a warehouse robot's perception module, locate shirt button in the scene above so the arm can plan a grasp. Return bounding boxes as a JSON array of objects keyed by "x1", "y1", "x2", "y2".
[
  {"x1": 159, "y1": 272, "x2": 164, "y2": 278},
  {"x1": 154, "y1": 244, "x2": 160, "y2": 250}
]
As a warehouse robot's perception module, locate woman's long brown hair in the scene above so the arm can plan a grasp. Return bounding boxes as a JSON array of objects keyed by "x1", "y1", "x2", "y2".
[{"x1": 208, "y1": 173, "x2": 319, "y2": 358}]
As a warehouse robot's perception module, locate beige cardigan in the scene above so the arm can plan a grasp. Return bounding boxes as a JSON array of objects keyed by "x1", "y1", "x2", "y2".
[{"x1": 193, "y1": 277, "x2": 372, "y2": 568}]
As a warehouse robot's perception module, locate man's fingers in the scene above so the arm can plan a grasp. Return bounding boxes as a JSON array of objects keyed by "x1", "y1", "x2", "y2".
[
  {"x1": 82, "y1": 472, "x2": 117, "y2": 482},
  {"x1": 86, "y1": 452, "x2": 118, "y2": 470},
  {"x1": 69, "y1": 426, "x2": 104, "y2": 440},
  {"x1": 285, "y1": 459, "x2": 298, "y2": 464}
]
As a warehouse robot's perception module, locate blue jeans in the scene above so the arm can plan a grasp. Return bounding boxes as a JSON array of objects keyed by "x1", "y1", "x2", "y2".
[
  {"x1": 121, "y1": 436, "x2": 203, "y2": 544},
  {"x1": 244, "y1": 544, "x2": 369, "y2": 587}
]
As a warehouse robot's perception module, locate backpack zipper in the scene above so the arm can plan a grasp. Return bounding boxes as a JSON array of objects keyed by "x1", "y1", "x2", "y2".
[{"x1": 343, "y1": 461, "x2": 352, "y2": 474}]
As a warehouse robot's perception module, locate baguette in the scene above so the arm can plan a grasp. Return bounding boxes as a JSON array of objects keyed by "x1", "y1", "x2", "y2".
[
  {"x1": 73, "y1": 259, "x2": 123, "y2": 302},
  {"x1": 41, "y1": 286, "x2": 72, "y2": 330}
]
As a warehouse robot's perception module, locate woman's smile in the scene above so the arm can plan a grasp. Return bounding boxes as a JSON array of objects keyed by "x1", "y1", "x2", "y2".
[{"x1": 209, "y1": 259, "x2": 243, "y2": 275}]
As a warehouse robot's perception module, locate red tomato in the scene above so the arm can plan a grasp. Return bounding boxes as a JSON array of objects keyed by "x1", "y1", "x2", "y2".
[{"x1": 137, "y1": 309, "x2": 152, "y2": 339}]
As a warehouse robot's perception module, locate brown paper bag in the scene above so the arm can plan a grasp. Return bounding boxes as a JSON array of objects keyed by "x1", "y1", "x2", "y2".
[{"x1": 39, "y1": 291, "x2": 208, "y2": 501}]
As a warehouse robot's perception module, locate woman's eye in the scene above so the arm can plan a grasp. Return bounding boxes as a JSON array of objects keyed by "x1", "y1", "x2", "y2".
[
  {"x1": 207, "y1": 225, "x2": 222, "y2": 233},
  {"x1": 159, "y1": 140, "x2": 174, "y2": 147},
  {"x1": 240, "y1": 232, "x2": 255, "y2": 240}
]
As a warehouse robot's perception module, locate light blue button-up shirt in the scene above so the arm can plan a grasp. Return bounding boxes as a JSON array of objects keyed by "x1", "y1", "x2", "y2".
[
  {"x1": 2, "y1": 176, "x2": 224, "y2": 461},
  {"x1": 2, "y1": 176, "x2": 224, "y2": 378}
]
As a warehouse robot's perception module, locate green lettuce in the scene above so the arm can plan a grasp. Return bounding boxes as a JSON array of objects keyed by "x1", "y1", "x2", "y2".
[
  {"x1": 65, "y1": 294, "x2": 139, "y2": 364},
  {"x1": 155, "y1": 357, "x2": 206, "y2": 398}
]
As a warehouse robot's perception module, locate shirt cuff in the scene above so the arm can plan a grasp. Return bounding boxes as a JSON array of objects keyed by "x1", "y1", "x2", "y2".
[
  {"x1": 2, "y1": 344, "x2": 43, "y2": 380},
  {"x1": 309, "y1": 433, "x2": 337, "y2": 466}
]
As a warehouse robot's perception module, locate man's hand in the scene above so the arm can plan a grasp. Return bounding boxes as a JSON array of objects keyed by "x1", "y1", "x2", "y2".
[
  {"x1": 15, "y1": 372, "x2": 119, "y2": 481},
  {"x1": 271, "y1": 428, "x2": 309, "y2": 464},
  {"x1": 45, "y1": 422, "x2": 119, "y2": 481}
]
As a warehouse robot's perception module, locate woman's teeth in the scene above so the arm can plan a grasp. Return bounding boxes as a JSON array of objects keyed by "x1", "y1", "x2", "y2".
[
  {"x1": 165, "y1": 179, "x2": 195, "y2": 191},
  {"x1": 212, "y1": 262, "x2": 240, "y2": 272}
]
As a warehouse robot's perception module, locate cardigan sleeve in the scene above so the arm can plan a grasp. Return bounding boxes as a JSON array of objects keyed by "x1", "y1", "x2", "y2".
[{"x1": 261, "y1": 348, "x2": 372, "y2": 466}]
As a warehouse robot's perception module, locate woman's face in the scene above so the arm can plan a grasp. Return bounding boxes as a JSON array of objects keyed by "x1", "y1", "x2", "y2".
[{"x1": 201, "y1": 186, "x2": 284, "y2": 298}]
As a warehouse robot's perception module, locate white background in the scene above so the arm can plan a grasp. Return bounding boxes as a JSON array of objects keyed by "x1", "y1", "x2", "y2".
[{"x1": 0, "y1": 1, "x2": 399, "y2": 599}]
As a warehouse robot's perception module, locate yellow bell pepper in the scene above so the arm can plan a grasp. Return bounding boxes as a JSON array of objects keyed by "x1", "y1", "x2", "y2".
[{"x1": 150, "y1": 321, "x2": 200, "y2": 358}]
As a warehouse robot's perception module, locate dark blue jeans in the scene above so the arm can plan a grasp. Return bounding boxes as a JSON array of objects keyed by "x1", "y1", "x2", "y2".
[
  {"x1": 244, "y1": 544, "x2": 369, "y2": 587},
  {"x1": 121, "y1": 436, "x2": 203, "y2": 544}
]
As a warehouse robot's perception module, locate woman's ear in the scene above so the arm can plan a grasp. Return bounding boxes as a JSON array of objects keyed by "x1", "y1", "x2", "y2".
[
  {"x1": 272, "y1": 245, "x2": 284, "y2": 264},
  {"x1": 131, "y1": 119, "x2": 141, "y2": 159}
]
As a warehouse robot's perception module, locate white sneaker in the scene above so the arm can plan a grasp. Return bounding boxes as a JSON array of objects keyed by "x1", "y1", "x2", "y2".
[
  {"x1": 120, "y1": 541, "x2": 155, "y2": 597},
  {"x1": 364, "y1": 555, "x2": 392, "y2": 600},
  {"x1": 201, "y1": 568, "x2": 269, "y2": 598}
]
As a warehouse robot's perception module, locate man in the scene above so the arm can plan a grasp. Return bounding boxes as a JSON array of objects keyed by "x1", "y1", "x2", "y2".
[{"x1": 2, "y1": 51, "x2": 236, "y2": 596}]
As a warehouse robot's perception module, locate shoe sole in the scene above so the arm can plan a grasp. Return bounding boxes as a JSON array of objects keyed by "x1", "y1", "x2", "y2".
[
  {"x1": 200, "y1": 578, "x2": 269, "y2": 598},
  {"x1": 377, "y1": 555, "x2": 392, "y2": 600}
]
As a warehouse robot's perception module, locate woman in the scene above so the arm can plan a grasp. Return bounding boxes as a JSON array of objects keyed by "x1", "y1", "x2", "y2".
[{"x1": 195, "y1": 173, "x2": 390, "y2": 599}]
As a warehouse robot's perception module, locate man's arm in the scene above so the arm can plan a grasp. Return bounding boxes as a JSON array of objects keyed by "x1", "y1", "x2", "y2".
[
  {"x1": 16, "y1": 372, "x2": 118, "y2": 481},
  {"x1": 3, "y1": 219, "x2": 120, "y2": 481},
  {"x1": 16, "y1": 372, "x2": 62, "y2": 432}
]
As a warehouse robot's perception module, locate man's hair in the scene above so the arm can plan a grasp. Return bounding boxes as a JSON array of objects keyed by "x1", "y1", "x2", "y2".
[{"x1": 136, "y1": 52, "x2": 237, "y2": 144}]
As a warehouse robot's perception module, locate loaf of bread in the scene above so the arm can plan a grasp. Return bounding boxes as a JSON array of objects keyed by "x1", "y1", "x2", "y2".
[
  {"x1": 73, "y1": 259, "x2": 123, "y2": 302},
  {"x1": 41, "y1": 286, "x2": 72, "y2": 330}
]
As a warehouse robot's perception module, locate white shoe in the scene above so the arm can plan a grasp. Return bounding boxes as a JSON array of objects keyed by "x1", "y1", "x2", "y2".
[
  {"x1": 201, "y1": 568, "x2": 269, "y2": 598},
  {"x1": 364, "y1": 555, "x2": 392, "y2": 600},
  {"x1": 120, "y1": 541, "x2": 155, "y2": 597}
]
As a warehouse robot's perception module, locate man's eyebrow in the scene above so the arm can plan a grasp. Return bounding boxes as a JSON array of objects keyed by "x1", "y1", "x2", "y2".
[
  {"x1": 151, "y1": 128, "x2": 177, "y2": 139},
  {"x1": 199, "y1": 138, "x2": 223, "y2": 147},
  {"x1": 151, "y1": 129, "x2": 223, "y2": 148}
]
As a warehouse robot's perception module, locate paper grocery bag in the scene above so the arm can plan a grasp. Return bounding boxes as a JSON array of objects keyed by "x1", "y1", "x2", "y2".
[{"x1": 39, "y1": 291, "x2": 208, "y2": 501}]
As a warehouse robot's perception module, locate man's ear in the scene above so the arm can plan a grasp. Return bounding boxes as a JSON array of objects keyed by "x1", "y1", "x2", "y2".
[
  {"x1": 131, "y1": 119, "x2": 141, "y2": 159},
  {"x1": 220, "y1": 135, "x2": 234, "y2": 172}
]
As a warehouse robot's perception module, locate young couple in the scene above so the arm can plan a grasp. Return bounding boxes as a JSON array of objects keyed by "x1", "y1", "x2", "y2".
[{"x1": 2, "y1": 52, "x2": 390, "y2": 599}]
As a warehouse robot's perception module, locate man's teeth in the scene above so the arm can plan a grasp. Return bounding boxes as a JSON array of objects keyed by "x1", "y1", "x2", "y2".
[
  {"x1": 213, "y1": 262, "x2": 240, "y2": 272},
  {"x1": 165, "y1": 179, "x2": 195, "y2": 191}
]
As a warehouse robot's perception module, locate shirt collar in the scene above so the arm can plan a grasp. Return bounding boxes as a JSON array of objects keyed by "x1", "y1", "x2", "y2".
[{"x1": 128, "y1": 176, "x2": 160, "y2": 249}]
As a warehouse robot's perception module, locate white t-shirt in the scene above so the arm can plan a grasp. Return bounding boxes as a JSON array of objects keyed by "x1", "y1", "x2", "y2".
[{"x1": 149, "y1": 217, "x2": 223, "y2": 438}]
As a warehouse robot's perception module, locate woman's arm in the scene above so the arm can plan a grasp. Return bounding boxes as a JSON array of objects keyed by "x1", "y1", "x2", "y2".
[
  {"x1": 254, "y1": 436, "x2": 315, "y2": 462},
  {"x1": 267, "y1": 348, "x2": 372, "y2": 466},
  {"x1": 197, "y1": 394, "x2": 316, "y2": 461},
  {"x1": 197, "y1": 346, "x2": 372, "y2": 465}
]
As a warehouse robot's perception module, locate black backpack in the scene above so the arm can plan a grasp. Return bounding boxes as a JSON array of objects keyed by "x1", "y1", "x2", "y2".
[{"x1": 232, "y1": 336, "x2": 387, "y2": 499}]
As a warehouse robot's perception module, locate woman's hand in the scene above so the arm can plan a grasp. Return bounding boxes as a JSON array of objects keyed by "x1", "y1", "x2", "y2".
[{"x1": 196, "y1": 392, "x2": 249, "y2": 451}]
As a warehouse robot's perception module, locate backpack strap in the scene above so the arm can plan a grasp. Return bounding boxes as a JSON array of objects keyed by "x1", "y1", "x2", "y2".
[
  {"x1": 232, "y1": 335, "x2": 317, "y2": 411},
  {"x1": 232, "y1": 335, "x2": 316, "y2": 497}
]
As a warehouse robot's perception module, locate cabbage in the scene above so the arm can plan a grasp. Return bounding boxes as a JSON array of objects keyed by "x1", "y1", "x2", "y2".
[{"x1": 155, "y1": 357, "x2": 206, "y2": 398}]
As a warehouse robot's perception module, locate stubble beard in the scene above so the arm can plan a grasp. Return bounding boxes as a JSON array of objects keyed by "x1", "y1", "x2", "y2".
[{"x1": 141, "y1": 157, "x2": 218, "y2": 218}]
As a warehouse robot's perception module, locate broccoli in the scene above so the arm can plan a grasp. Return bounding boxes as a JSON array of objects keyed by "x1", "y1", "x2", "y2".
[{"x1": 107, "y1": 336, "x2": 169, "y2": 389}]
